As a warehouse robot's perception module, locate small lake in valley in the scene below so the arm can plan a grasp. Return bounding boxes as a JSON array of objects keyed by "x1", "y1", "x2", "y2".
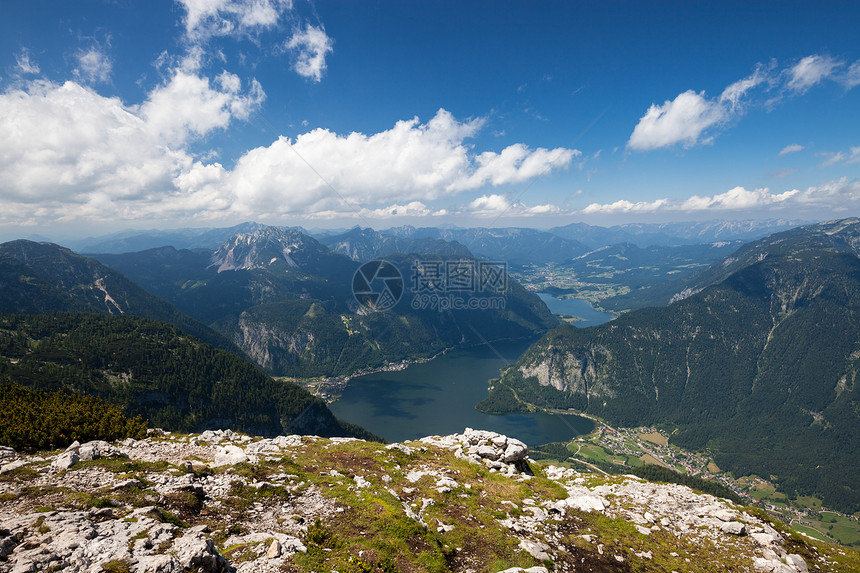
[
  {"x1": 535, "y1": 293, "x2": 615, "y2": 328},
  {"x1": 329, "y1": 339, "x2": 594, "y2": 446}
]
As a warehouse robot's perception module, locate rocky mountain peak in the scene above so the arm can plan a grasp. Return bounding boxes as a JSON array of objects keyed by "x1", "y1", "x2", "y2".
[{"x1": 209, "y1": 226, "x2": 330, "y2": 273}]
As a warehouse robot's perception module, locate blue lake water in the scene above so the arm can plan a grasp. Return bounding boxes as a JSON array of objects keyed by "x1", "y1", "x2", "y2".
[
  {"x1": 536, "y1": 293, "x2": 615, "y2": 328},
  {"x1": 329, "y1": 339, "x2": 594, "y2": 446}
]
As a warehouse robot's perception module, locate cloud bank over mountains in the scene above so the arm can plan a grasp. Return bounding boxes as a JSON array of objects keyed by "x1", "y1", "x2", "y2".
[{"x1": 0, "y1": 1, "x2": 858, "y2": 231}]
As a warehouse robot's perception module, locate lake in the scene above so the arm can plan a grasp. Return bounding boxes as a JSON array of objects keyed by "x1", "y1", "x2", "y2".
[
  {"x1": 329, "y1": 339, "x2": 594, "y2": 446},
  {"x1": 536, "y1": 293, "x2": 615, "y2": 327}
]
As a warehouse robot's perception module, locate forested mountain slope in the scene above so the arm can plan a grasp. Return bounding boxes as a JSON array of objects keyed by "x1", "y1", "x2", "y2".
[
  {"x1": 0, "y1": 240, "x2": 238, "y2": 354},
  {"x1": 481, "y1": 233, "x2": 860, "y2": 513},
  {"x1": 0, "y1": 313, "x2": 373, "y2": 439}
]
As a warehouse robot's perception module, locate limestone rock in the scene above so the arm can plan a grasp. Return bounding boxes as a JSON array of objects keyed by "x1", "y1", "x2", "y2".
[
  {"x1": 720, "y1": 521, "x2": 747, "y2": 536},
  {"x1": 266, "y1": 539, "x2": 281, "y2": 558},
  {"x1": 51, "y1": 451, "x2": 79, "y2": 470},
  {"x1": 519, "y1": 538, "x2": 551, "y2": 561},
  {"x1": 212, "y1": 444, "x2": 248, "y2": 467}
]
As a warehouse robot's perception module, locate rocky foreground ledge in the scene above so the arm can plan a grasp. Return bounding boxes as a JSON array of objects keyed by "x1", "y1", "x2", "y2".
[{"x1": 0, "y1": 428, "x2": 857, "y2": 573}]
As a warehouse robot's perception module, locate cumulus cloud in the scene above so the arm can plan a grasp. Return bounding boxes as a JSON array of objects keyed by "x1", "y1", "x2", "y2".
[
  {"x1": 0, "y1": 80, "x2": 576, "y2": 225},
  {"x1": 455, "y1": 194, "x2": 565, "y2": 218},
  {"x1": 224, "y1": 109, "x2": 576, "y2": 215},
  {"x1": 628, "y1": 66, "x2": 768, "y2": 151},
  {"x1": 787, "y1": 55, "x2": 840, "y2": 93},
  {"x1": 581, "y1": 179, "x2": 860, "y2": 215},
  {"x1": 629, "y1": 55, "x2": 860, "y2": 152},
  {"x1": 628, "y1": 90, "x2": 724, "y2": 151},
  {"x1": 141, "y1": 70, "x2": 265, "y2": 144},
  {"x1": 0, "y1": 81, "x2": 182, "y2": 205},
  {"x1": 177, "y1": 0, "x2": 292, "y2": 42},
  {"x1": 779, "y1": 143, "x2": 804, "y2": 156},
  {"x1": 0, "y1": 65, "x2": 267, "y2": 223},
  {"x1": 285, "y1": 25, "x2": 333, "y2": 82},
  {"x1": 74, "y1": 46, "x2": 113, "y2": 84}
]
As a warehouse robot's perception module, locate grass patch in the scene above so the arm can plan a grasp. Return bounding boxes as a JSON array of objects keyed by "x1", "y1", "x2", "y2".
[
  {"x1": 74, "y1": 458, "x2": 172, "y2": 474},
  {"x1": 100, "y1": 560, "x2": 130, "y2": 573}
]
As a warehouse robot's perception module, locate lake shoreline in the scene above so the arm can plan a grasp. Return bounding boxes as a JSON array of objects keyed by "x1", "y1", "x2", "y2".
[
  {"x1": 292, "y1": 335, "x2": 541, "y2": 404},
  {"x1": 329, "y1": 338, "x2": 594, "y2": 445}
]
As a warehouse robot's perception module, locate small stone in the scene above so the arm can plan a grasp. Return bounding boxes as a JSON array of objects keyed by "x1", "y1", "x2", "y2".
[
  {"x1": 51, "y1": 451, "x2": 79, "y2": 470},
  {"x1": 212, "y1": 445, "x2": 248, "y2": 467},
  {"x1": 786, "y1": 554, "x2": 809, "y2": 573},
  {"x1": 719, "y1": 521, "x2": 746, "y2": 536},
  {"x1": 266, "y1": 539, "x2": 282, "y2": 559},
  {"x1": 518, "y1": 539, "x2": 550, "y2": 561},
  {"x1": 476, "y1": 445, "x2": 498, "y2": 460}
]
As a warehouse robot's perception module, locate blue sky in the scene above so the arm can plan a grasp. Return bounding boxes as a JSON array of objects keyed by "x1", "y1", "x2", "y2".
[{"x1": 1, "y1": 0, "x2": 859, "y2": 238}]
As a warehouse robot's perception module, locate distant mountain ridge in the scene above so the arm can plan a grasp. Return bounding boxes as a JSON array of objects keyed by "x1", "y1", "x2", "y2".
[
  {"x1": 381, "y1": 226, "x2": 590, "y2": 264},
  {"x1": 323, "y1": 226, "x2": 472, "y2": 262},
  {"x1": 672, "y1": 217, "x2": 860, "y2": 302},
  {"x1": 549, "y1": 218, "x2": 808, "y2": 248},
  {"x1": 72, "y1": 222, "x2": 268, "y2": 254}
]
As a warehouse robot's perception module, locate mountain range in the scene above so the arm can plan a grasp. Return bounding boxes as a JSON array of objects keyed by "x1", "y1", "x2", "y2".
[{"x1": 92, "y1": 226, "x2": 557, "y2": 378}]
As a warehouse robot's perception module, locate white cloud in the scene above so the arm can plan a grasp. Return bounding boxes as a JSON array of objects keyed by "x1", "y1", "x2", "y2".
[
  {"x1": 140, "y1": 70, "x2": 265, "y2": 144},
  {"x1": 582, "y1": 198, "x2": 669, "y2": 214},
  {"x1": 74, "y1": 46, "x2": 113, "y2": 84},
  {"x1": 458, "y1": 194, "x2": 565, "y2": 217},
  {"x1": 580, "y1": 179, "x2": 860, "y2": 216},
  {"x1": 177, "y1": 0, "x2": 292, "y2": 42},
  {"x1": 679, "y1": 186, "x2": 798, "y2": 210},
  {"x1": 15, "y1": 49, "x2": 40, "y2": 75},
  {"x1": 628, "y1": 90, "x2": 724, "y2": 150},
  {"x1": 285, "y1": 25, "x2": 333, "y2": 82},
  {"x1": 0, "y1": 83, "x2": 576, "y2": 225},
  {"x1": 779, "y1": 143, "x2": 804, "y2": 156},
  {"x1": 223, "y1": 109, "x2": 576, "y2": 216},
  {"x1": 844, "y1": 60, "x2": 860, "y2": 89},
  {"x1": 628, "y1": 65, "x2": 769, "y2": 151},
  {"x1": 0, "y1": 80, "x2": 182, "y2": 205},
  {"x1": 787, "y1": 55, "x2": 840, "y2": 93},
  {"x1": 629, "y1": 55, "x2": 860, "y2": 152},
  {"x1": 819, "y1": 146, "x2": 860, "y2": 167}
]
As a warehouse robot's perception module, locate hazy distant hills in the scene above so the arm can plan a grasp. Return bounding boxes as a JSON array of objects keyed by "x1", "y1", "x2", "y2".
[
  {"x1": 549, "y1": 218, "x2": 808, "y2": 248},
  {"x1": 72, "y1": 222, "x2": 268, "y2": 254},
  {"x1": 0, "y1": 239, "x2": 236, "y2": 353},
  {"x1": 323, "y1": 226, "x2": 472, "y2": 262},
  {"x1": 479, "y1": 218, "x2": 860, "y2": 513},
  {"x1": 382, "y1": 226, "x2": 590, "y2": 265},
  {"x1": 93, "y1": 226, "x2": 557, "y2": 377}
]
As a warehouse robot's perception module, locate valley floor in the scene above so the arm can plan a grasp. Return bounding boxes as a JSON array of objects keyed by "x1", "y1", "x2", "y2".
[{"x1": 537, "y1": 419, "x2": 860, "y2": 549}]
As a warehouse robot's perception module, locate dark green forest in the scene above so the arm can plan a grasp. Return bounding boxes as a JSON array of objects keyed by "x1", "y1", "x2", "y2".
[
  {"x1": 0, "y1": 381, "x2": 147, "y2": 451},
  {"x1": 0, "y1": 313, "x2": 375, "y2": 440}
]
